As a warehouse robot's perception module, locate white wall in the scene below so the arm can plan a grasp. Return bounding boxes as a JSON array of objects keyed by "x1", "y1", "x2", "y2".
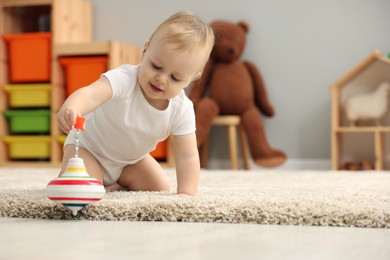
[{"x1": 89, "y1": 0, "x2": 390, "y2": 162}]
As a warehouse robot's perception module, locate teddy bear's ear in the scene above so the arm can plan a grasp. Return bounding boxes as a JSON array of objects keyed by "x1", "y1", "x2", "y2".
[{"x1": 238, "y1": 20, "x2": 250, "y2": 33}]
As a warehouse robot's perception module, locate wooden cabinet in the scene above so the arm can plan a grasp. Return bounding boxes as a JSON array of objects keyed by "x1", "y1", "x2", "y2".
[{"x1": 330, "y1": 50, "x2": 390, "y2": 170}]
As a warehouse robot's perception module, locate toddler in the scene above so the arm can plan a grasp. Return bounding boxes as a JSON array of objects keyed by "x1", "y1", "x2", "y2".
[{"x1": 56, "y1": 11, "x2": 214, "y2": 195}]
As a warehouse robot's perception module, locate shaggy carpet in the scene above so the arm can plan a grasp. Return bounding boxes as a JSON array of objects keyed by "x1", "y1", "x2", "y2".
[{"x1": 0, "y1": 168, "x2": 389, "y2": 228}]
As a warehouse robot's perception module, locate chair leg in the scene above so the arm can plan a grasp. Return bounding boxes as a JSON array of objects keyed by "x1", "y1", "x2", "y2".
[
  {"x1": 167, "y1": 137, "x2": 175, "y2": 167},
  {"x1": 239, "y1": 125, "x2": 250, "y2": 170},
  {"x1": 200, "y1": 137, "x2": 210, "y2": 169},
  {"x1": 227, "y1": 124, "x2": 239, "y2": 170}
]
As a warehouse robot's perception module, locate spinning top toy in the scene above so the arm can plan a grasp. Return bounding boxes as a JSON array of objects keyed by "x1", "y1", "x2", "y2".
[{"x1": 46, "y1": 116, "x2": 106, "y2": 216}]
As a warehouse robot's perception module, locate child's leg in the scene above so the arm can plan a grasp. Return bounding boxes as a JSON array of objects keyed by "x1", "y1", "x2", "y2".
[
  {"x1": 117, "y1": 154, "x2": 170, "y2": 192},
  {"x1": 59, "y1": 145, "x2": 105, "y2": 184}
]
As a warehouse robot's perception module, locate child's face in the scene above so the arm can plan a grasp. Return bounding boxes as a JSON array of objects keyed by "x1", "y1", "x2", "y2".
[{"x1": 138, "y1": 36, "x2": 209, "y2": 108}]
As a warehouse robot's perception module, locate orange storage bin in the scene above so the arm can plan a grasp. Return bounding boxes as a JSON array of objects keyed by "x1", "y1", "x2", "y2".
[
  {"x1": 150, "y1": 139, "x2": 168, "y2": 160},
  {"x1": 59, "y1": 56, "x2": 108, "y2": 96},
  {"x1": 3, "y1": 32, "x2": 52, "y2": 83}
]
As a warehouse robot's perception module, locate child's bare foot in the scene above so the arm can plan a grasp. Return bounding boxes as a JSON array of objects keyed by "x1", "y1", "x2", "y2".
[{"x1": 105, "y1": 182, "x2": 126, "y2": 192}]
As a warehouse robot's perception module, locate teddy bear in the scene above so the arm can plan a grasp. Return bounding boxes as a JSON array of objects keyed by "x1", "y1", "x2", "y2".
[{"x1": 189, "y1": 19, "x2": 286, "y2": 168}]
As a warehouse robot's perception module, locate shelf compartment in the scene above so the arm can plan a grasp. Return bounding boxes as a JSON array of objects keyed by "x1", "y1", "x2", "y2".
[
  {"x1": 4, "y1": 109, "x2": 51, "y2": 134},
  {"x1": 3, "y1": 32, "x2": 52, "y2": 83},
  {"x1": 1, "y1": 3, "x2": 51, "y2": 34},
  {"x1": 58, "y1": 56, "x2": 108, "y2": 96},
  {"x1": 1, "y1": 0, "x2": 92, "y2": 42},
  {"x1": 3, "y1": 84, "x2": 51, "y2": 107},
  {"x1": 4, "y1": 135, "x2": 51, "y2": 159},
  {"x1": 337, "y1": 132, "x2": 376, "y2": 170}
]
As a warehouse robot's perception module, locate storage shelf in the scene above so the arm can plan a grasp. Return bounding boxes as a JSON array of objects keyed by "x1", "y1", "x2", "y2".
[
  {"x1": 0, "y1": 0, "x2": 171, "y2": 167},
  {"x1": 330, "y1": 50, "x2": 390, "y2": 171},
  {"x1": 0, "y1": 0, "x2": 93, "y2": 166}
]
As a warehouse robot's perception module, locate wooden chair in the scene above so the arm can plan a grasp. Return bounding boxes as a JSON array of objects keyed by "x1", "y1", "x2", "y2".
[{"x1": 200, "y1": 115, "x2": 250, "y2": 170}]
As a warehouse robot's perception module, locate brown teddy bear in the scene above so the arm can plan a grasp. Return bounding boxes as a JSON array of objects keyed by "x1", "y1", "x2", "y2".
[{"x1": 189, "y1": 19, "x2": 286, "y2": 168}]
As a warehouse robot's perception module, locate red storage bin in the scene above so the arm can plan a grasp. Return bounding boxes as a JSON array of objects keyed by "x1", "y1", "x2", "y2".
[
  {"x1": 150, "y1": 139, "x2": 168, "y2": 160},
  {"x1": 3, "y1": 32, "x2": 52, "y2": 83},
  {"x1": 59, "y1": 56, "x2": 108, "y2": 96}
]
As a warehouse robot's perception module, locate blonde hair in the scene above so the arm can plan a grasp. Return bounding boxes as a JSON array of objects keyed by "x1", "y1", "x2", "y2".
[{"x1": 149, "y1": 11, "x2": 214, "y2": 53}]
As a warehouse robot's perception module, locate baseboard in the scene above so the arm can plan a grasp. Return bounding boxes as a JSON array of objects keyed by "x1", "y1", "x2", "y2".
[{"x1": 206, "y1": 158, "x2": 331, "y2": 171}]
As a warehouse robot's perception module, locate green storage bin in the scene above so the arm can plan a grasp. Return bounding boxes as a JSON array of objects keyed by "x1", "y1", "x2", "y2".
[{"x1": 4, "y1": 109, "x2": 51, "y2": 134}]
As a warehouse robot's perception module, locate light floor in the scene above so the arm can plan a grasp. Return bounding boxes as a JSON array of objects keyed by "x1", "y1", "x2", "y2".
[{"x1": 1, "y1": 217, "x2": 389, "y2": 260}]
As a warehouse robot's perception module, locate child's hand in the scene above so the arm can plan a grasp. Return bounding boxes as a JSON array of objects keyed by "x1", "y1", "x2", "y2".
[{"x1": 56, "y1": 107, "x2": 79, "y2": 134}]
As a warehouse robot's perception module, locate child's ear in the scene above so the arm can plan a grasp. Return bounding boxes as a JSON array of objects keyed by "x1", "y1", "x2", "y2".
[{"x1": 142, "y1": 42, "x2": 149, "y2": 58}]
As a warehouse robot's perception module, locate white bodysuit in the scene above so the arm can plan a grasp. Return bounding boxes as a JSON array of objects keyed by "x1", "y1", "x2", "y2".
[{"x1": 64, "y1": 64, "x2": 196, "y2": 186}]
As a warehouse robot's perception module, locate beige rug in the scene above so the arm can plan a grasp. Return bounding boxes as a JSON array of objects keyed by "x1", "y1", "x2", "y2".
[{"x1": 0, "y1": 167, "x2": 389, "y2": 228}]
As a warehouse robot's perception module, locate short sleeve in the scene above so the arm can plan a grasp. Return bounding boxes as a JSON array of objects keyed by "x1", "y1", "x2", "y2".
[
  {"x1": 102, "y1": 64, "x2": 138, "y2": 99},
  {"x1": 171, "y1": 97, "x2": 196, "y2": 136}
]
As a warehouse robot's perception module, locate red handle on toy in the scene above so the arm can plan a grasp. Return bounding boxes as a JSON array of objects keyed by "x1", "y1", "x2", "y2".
[{"x1": 74, "y1": 115, "x2": 85, "y2": 130}]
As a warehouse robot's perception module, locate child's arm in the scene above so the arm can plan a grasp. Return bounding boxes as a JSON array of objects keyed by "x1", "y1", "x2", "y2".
[
  {"x1": 172, "y1": 133, "x2": 200, "y2": 196},
  {"x1": 57, "y1": 76, "x2": 113, "y2": 133}
]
